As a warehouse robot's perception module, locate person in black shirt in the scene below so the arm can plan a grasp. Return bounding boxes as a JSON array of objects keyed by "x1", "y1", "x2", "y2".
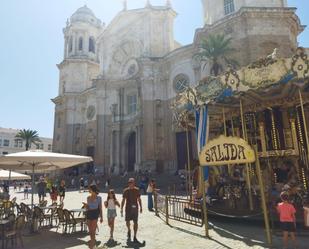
[
  {"x1": 274, "y1": 164, "x2": 290, "y2": 184},
  {"x1": 58, "y1": 180, "x2": 66, "y2": 204}
]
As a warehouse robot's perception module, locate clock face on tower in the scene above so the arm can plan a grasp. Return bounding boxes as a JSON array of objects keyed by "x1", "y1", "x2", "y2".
[{"x1": 86, "y1": 105, "x2": 96, "y2": 120}]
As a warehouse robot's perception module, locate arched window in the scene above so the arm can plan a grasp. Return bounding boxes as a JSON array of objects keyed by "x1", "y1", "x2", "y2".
[
  {"x1": 173, "y1": 74, "x2": 189, "y2": 93},
  {"x1": 68, "y1": 36, "x2": 73, "y2": 53},
  {"x1": 89, "y1": 37, "x2": 95, "y2": 53},
  {"x1": 224, "y1": 0, "x2": 235, "y2": 15},
  {"x1": 78, "y1": 37, "x2": 83, "y2": 51}
]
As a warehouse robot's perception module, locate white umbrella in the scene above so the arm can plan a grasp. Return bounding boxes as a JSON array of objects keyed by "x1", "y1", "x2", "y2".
[
  {"x1": 0, "y1": 150, "x2": 93, "y2": 206},
  {"x1": 0, "y1": 169, "x2": 31, "y2": 180}
]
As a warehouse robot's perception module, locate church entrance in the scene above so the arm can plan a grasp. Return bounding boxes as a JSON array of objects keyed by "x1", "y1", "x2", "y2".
[
  {"x1": 176, "y1": 131, "x2": 193, "y2": 170},
  {"x1": 127, "y1": 132, "x2": 136, "y2": 172},
  {"x1": 86, "y1": 146, "x2": 95, "y2": 174}
]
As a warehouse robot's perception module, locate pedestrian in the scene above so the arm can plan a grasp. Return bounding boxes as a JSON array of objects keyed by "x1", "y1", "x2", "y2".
[
  {"x1": 277, "y1": 191, "x2": 297, "y2": 249},
  {"x1": 71, "y1": 178, "x2": 75, "y2": 189},
  {"x1": 58, "y1": 180, "x2": 66, "y2": 204},
  {"x1": 104, "y1": 189, "x2": 120, "y2": 242},
  {"x1": 83, "y1": 185, "x2": 103, "y2": 249},
  {"x1": 80, "y1": 177, "x2": 84, "y2": 193},
  {"x1": 121, "y1": 178, "x2": 142, "y2": 243},
  {"x1": 50, "y1": 185, "x2": 58, "y2": 204},
  {"x1": 24, "y1": 184, "x2": 29, "y2": 199},
  {"x1": 37, "y1": 177, "x2": 47, "y2": 203},
  {"x1": 303, "y1": 200, "x2": 309, "y2": 228},
  {"x1": 146, "y1": 179, "x2": 155, "y2": 211},
  {"x1": 84, "y1": 178, "x2": 89, "y2": 190}
]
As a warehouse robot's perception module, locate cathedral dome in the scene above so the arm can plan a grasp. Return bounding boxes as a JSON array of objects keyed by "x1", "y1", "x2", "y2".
[{"x1": 70, "y1": 5, "x2": 101, "y2": 26}]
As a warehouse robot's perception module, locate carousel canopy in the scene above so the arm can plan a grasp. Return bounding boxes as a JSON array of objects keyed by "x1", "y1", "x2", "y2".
[{"x1": 173, "y1": 47, "x2": 309, "y2": 127}]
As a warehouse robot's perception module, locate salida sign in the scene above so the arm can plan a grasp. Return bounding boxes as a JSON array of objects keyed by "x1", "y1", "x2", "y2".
[{"x1": 199, "y1": 135, "x2": 256, "y2": 166}]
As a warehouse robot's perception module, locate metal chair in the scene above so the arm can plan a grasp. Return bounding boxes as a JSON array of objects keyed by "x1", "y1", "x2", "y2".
[
  {"x1": 33, "y1": 207, "x2": 52, "y2": 228},
  {"x1": 4, "y1": 215, "x2": 26, "y2": 249}
]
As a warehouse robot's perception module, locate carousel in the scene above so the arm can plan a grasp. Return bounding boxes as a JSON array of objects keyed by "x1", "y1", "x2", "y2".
[{"x1": 172, "y1": 47, "x2": 309, "y2": 241}]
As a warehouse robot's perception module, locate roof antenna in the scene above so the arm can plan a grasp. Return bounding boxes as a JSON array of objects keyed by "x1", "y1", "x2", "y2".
[
  {"x1": 123, "y1": 0, "x2": 127, "y2": 11},
  {"x1": 146, "y1": 0, "x2": 151, "y2": 8}
]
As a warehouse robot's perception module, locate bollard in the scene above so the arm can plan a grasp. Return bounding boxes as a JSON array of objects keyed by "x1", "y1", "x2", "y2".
[
  {"x1": 165, "y1": 195, "x2": 169, "y2": 225},
  {"x1": 154, "y1": 191, "x2": 159, "y2": 216},
  {"x1": 173, "y1": 184, "x2": 176, "y2": 197}
]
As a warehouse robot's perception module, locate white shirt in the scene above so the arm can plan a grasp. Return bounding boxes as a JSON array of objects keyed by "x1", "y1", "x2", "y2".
[{"x1": 108, "y1": 199, "x2": 116, "y2": 209}]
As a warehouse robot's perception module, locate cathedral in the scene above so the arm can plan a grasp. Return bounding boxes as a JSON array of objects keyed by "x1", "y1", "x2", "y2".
[{"x1": 52, "y1": 0, "x2": 304, "y2": 175}]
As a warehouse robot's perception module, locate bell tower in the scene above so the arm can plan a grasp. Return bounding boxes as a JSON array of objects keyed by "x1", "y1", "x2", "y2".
[
  {"x1": 53, "y1": 6, "x2": 104, "y2": 154},
  {"x1": 201, "y1": 0, "x2": 287, "y2": 25},
  {"x1": 60, "y1": 5, "x2": 104, "y2": 94}
]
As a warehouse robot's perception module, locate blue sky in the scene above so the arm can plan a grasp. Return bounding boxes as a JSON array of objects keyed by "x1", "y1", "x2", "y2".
[{"x1": 0, "y1": 0, "x2": 308, "y2": 138}]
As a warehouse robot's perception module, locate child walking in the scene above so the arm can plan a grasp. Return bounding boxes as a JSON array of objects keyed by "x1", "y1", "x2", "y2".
[
  {"x1": 277, "y1": 191, "x2": 297, "y2": 249},
  {"x1": 104, "y1": 189, "x2": 120, "y2": 242},
  {"x1": 50, "y1": 185, "x2": 58, "y2": 205}
]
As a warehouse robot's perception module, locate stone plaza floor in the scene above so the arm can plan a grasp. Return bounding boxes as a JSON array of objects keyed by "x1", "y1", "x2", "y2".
[{"x1": 9, "y1": 189, "x2": 309, "y2": 249}]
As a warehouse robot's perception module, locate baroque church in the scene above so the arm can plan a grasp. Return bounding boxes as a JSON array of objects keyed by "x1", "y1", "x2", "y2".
[{"x1": 52, "y1": 0, "x2": 304, "y2": 175}]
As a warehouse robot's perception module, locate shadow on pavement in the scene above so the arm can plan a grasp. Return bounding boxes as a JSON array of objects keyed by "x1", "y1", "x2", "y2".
[
  {"x1": 22, "y1": 230, "x2": 88, "y2": 249},
  {"x1": 209, "y1": 218, "x2": 271, "y2": 249},
  {"x1": 104, "y1": 239, "x2": 121, "y2": 248},
  {"x1": 124, "y1": 240, "x2": 146, "y2": 249}
]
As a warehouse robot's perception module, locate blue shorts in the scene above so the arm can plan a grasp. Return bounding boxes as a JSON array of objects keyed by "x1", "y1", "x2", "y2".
[
  {"x1": 107, "y1": 209, "x2": 117, "y2": 219},
  {"x1": 280, "y1": 222, "x2": 296, "y2": 232}
]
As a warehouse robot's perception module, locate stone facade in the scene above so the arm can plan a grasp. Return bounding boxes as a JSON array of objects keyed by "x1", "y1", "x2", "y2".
[{"x1": 52, "y1": 1, "x2": 304, "y2": 174}]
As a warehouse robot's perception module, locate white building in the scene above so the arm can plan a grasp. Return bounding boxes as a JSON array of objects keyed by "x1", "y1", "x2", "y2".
[{"x1": 0, "y1": 127, "x2": 53, "y2": 155}]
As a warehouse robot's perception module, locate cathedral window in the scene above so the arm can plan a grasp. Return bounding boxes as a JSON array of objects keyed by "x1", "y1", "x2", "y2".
[
  {"x1": 127, "y1": 94, "x2": 137, "y2": 115},
  {"x1": 68, "y1": 36, "x2": 73, "y2": 53},
  {"x1": 173, "y1": 74, "x2": 189, "y2": 93},
  {"x1": 89, "y1": 37, "x2": 95, "y2": 53},
  {"x1": 78, "y1": 37, "x2": 83, "y2": 51},
  {"x1": 224, "y1": 0, "x2": 235, "y2": 15}
]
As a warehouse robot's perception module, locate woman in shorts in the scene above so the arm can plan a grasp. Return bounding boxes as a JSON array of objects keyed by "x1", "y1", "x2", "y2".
[
  {"x1": 104, "y1": 189, "x2": 120, "y2": 241},
  {"x1": 83, "y1": 185, "x2": 103, "y2": 249}
]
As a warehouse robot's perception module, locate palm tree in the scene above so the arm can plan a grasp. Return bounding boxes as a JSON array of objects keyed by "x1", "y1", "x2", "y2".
[
  {"x1": 195, "y1": 34, "x2": 237, "y2": 76},
  {"x1": 15, "y1": 129, "x2": 41, "y2": 151}
]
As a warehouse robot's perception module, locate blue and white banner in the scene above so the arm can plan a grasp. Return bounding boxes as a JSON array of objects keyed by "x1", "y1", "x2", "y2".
[{"x1": 195, "y1": 105, "x2": 209, "y2": 180}]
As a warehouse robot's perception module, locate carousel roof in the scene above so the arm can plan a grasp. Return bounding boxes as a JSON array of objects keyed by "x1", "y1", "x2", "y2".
[{"x1": 173, "y1": 47, "x2": 309, "y2": 126}]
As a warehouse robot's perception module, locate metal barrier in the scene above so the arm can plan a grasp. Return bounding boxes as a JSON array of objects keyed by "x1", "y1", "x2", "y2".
[{"x1": 155, "y1": 193, "x2": 203, "y2": 227}]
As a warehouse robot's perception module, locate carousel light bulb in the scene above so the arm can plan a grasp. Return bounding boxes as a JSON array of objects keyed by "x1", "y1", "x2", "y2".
[{"x1": 297, "y1": 112, "x2": 304, "y2": 145}]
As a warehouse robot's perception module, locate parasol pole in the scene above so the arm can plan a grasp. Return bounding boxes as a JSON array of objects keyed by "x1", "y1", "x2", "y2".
[
  {"x1": 199, "y1": 166, "x2": 209, "y2": 237},
  {"x1": 254, "y1": 145, "x2": 272, "y2": 245},
  {"x1": 8, "y1": 170, "x2": 11, "y2": 194},
  {"x1": 32, "y1": 163, "x2": 35, "y2": 209},
  {"x1": 223, "y1": 108, "x2": 232, "y2": 175},
  {"x1": 240, "y1": 99, "x2": 254, "y2": 211},
  {"x1": 299, "y1": 89, "x2": 309, "y2": 169},
  {"x1": 186, "y1": 120, "x2": 192, "y2": 199}
]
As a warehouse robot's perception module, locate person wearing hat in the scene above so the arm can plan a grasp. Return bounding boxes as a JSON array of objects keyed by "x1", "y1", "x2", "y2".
[
  {"x1": 83, "y1": 185, "x2": 103, "y2": 249},
  {"x1": 121, "y1": 178, "x2": 142, "y2": 243},
  {"x1": 37, "y1": 177, "x2": 47, "y2": 203}
]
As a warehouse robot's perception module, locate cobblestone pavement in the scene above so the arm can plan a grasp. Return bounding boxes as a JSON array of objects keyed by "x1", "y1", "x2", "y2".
[{"x1": 10, "y1": 189, "x2": 309, "y2": 249}]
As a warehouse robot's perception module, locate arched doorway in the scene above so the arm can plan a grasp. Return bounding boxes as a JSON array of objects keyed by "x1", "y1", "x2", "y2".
[{"x1": 127, "y1": 132, "x2": 136, "y2": 172}]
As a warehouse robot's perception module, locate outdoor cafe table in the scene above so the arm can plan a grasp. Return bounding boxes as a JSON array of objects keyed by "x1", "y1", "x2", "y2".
[
  {"x1": 0, "y1": 219, "x2": 10, "y2": 249},
  {"x1": 70, "y1": 208, "x2": 86, "y2": 214}
]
